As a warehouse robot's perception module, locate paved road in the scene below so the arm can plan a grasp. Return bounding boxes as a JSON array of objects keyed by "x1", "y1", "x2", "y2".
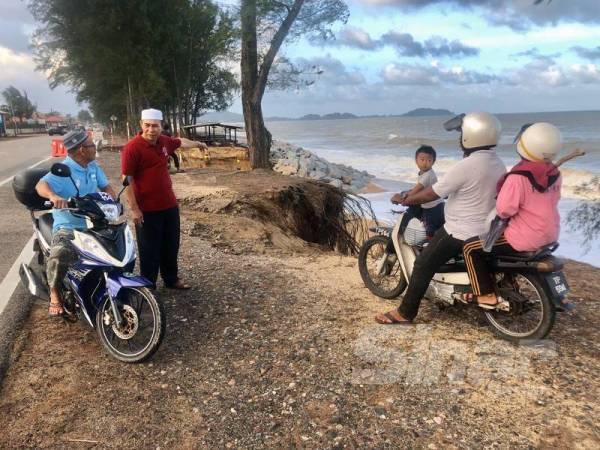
[
  {"x1": 0, "y1": 135, "x2": 56, "y2": 371},
  {"x1": 0, "y1": 135, "x2": 54, "y2": 183},
  {"x1": 0, "y1": 135, "x2": 56, "y2": 377},
  {"x1": 0, "y1": 135, "x2": 55, "y2": 280}
]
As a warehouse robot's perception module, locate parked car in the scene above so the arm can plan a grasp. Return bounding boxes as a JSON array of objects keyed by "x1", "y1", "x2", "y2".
[{"x1": 48, "y1": 126, "x2": 67, "y2": 136}]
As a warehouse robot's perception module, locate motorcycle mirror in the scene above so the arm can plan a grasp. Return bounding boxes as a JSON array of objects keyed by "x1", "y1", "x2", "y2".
[
  {"x1": 51, "y1": 163, "x2": 80, "y2": 197},
  {"x1": 51, "y1": 163, "x2": 71, "y2": 178},
  {"x1": 117, "y1": 176, "x2": 132, "y2": 202},
  {"x1": 443, "y1": 113, "x2": 465, "y2": 132}
]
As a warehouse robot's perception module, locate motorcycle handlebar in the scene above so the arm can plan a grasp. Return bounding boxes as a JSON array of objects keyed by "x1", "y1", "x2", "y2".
[{"x1": 44, "y1": 198, "x2": 77, "y2": 208}]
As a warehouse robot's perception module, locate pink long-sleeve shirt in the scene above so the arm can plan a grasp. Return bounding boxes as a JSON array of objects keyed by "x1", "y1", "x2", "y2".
[{"x1": 497, "y1": 174, "x2": 562, "y2": 251}]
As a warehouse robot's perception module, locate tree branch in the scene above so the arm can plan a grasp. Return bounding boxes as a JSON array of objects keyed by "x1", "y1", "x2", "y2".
[{"x1": 253, "y1": 0, "x2": 305, "y2": 104}]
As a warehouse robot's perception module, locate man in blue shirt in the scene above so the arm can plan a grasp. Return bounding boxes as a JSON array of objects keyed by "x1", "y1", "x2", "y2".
[{"x1": 36, "y1": 129, "x2": 116, "y2": 317}]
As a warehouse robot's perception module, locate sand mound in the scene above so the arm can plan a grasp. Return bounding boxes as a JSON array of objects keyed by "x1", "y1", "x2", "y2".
[{"x1": 172, "y1": 169, "x2": 374, "y2": 255}]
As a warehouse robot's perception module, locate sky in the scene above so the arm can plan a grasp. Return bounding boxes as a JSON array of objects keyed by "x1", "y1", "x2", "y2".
[
  {"x1": 2, "y1": 0, "x2": 600, "y2": 117},
  {"x1": 0, "y1": 0, "x2": 81, "y2": 115}
]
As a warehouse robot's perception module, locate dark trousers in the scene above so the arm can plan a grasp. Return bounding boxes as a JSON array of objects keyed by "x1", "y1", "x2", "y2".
[
  {"x1": 399, "y1": 205, "x2": 422, "y2": 234},
  {"x1": 135, "y1": 206, "x2": 181, "y2": 287},
  {"x1": 421, "y1": 203, "x2": 445, "y2": 238},
  {"x1": 398, "y1": 227, "x2": 464, "y2": 320},
  {"x1": 171, "y1": 152, "x2": 181, "y2": 170},
  {"x1": 463, "y1": 235, "x2": 518, "y2": 295},
  {"x1": 399, "y1": 203, "x2": 445, "y2": 238}
]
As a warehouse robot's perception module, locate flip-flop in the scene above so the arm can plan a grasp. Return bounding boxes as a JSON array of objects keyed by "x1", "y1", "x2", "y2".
[
  {"x1": 48, "y1": 302, "x2": 66, "y2": 319},
  {"x1": 461, "y1": 293, "x2": 498, "y2": 310},
  {"x1": 166, "y1": 280, "x2": 191, "y2": 290},
  {"x1": 375, "y1": 311, "x2": 413, "y2": 325}
]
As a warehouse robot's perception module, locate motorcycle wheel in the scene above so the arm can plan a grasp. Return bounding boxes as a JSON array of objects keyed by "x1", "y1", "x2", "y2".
[
  {"x1": 96, "y1": 287, "x2": 165, "y2": 363},
  {"x1": 358, "y1": 235, "x2": 407, "y2": 299},
  {"x1": 484, "y1": 273, "x2": 555, "y2": 342}
]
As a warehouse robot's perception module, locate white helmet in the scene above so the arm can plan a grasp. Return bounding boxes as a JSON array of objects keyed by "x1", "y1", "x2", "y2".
[
  {"x1": 516, "y1": 122, "x2": 562, "y2": 162},
  {"x1": 443, "y1": 111, "x2": 502, "y2": 150}
]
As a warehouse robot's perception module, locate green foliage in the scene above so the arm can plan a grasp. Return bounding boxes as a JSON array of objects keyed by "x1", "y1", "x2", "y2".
[
  {"x1": 257, "y1": 0, "x2": 349, "y2": 41},
  {"x1": 1, "y1": 86, "x2": 37, "y2": 119},
  {"x1": 568, "y1": 176, "x2": 600, "y2": 246},
  {"x1": 240, "y1": 0, "x2": 348, "y2": 168},
  {"x1": 28, "y1": 0, "x2": 238, "y2": 127},
  {"x1": 255, "y1": 0, "x2": 349, "y2": 91},
  {"x1": 77, "y1": 109, "x2": 93, "y2": 122}
]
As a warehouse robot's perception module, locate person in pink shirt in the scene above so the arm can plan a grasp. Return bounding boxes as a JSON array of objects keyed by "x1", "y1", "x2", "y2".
[{"x1": 462, "y1": 122, "x2": 583, "y2": 308}]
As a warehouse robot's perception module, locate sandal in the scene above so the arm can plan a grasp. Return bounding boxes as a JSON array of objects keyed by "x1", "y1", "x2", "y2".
[
  {"x1": 166, "y1": 280, "x2": 191, "y2": 290},
  {"x1": 460, "y1": 293, "x2": 498, "y2": 310},
  {"x1": 48, "y1": 301, "x2": 65, "y2": 319},
  {"x1": 375, "y1": 310, "x2": 413, "y2": 325}
]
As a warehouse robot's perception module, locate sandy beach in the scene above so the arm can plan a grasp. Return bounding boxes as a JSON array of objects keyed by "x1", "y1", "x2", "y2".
[{"x1": 0, "y1": 151, "x2": 598, "y2": 448}]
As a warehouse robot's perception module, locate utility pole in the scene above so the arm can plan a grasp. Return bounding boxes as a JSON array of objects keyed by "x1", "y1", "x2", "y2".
[
  {"x1": 8, "y1": 100, "x2": 17, "y2": 137},
  {"x1": 110, "y1": 115, "x2": 117, "y2": 149}
]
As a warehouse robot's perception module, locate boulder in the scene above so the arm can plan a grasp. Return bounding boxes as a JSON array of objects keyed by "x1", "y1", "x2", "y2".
[
  {"x1": 270, "y1": 139, "x2": 374, "y2": 193},
  {"x1": 341, "y1": 175, "x2": 353, "y2": 185}
]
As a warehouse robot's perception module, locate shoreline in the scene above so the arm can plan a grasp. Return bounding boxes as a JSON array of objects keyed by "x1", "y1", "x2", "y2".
[{"x1": 269, "y1": 139, "x2": 599, "y2": 267}]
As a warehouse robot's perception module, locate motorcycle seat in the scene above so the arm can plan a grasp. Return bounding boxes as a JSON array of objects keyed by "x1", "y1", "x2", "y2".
[
  {"x1": 38, "y1": 213, "x2": 54, "y2": 246},
  {"x1": 494, "y1": 242, "x2": 559, "y2": 262}
]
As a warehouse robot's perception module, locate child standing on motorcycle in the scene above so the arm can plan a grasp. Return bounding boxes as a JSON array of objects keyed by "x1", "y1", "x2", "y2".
[
  {"x1": 462, "y1": 122, "x2": 580, "y2": 308},
  {"x1": 391, "y1": 145, "x2": 444, "y2": 239}
]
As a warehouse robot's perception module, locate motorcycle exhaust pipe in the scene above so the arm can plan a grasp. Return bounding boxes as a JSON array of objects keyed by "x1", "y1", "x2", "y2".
[{"x1": 19, "y1": 263, "x2": 50, "y2": 301}]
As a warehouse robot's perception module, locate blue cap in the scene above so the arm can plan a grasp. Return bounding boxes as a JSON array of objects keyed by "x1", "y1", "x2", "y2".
[{"x1": 62, "y1": 129, "x2": 88, "y2": 151}]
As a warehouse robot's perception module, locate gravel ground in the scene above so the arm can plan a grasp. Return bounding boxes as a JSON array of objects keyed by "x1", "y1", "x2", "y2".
[{"x1": 0, "y1": 151, "x2": 598, "y2": 449}]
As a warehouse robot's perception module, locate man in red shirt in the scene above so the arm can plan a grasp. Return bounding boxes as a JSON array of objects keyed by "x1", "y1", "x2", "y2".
[{"x1": 122, "y1": 108, "x2": 206, "y2": 289}]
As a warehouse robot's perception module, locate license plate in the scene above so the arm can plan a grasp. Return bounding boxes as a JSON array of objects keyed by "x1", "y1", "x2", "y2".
[{"x1": 545, "y1": 271, "x2": 570, "y2": 299}]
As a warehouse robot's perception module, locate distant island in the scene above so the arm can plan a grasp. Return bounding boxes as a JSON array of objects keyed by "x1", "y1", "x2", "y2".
[
  {"x1": 401, "y1": 108, "x2": 454, "y2": 117},
  {"x1": 298, "y1": 112, "x2": 358, "y2": 120},
  {"x1": 198, "y1": 108, "x2": 454, "y2": 123}
]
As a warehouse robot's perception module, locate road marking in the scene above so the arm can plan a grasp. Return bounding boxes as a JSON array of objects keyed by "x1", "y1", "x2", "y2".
[
  {"x1": 0, "y1": 235, "x2": 35, "y2": 318},
  {"x1": 0, "y1": 156, "x2": 53, "y2": 187}
]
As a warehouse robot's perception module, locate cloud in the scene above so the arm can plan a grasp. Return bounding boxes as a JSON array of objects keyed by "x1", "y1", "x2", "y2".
[
  {"x1": 512, "y1": 47, "x2": 541, "y2": 58},
  {"x1": 0, "y1": 0, "x2": 35, "y2": 54},
  {"x1": 422, "y1": 36, "x2": 479, "y2": 57},
  {"x1": 511, "y1": 47, "x2": 561, "y2": 59},
  {"x1": 378, "y1": 32, "x2": 423, "y2": 56},
  {"x1": 570, "y1": 63, "x2": 600, "y2": 84},
  {"x1": 296, "y1": 56, "x2": 367, "y2": 86},
  {"x1": 356, "y1": 0, "x2": 600, "y2": 31},
  {"x1": 382, "y1": 61, "x2": 500, "y2": 85},
  {"x1": 507, "y1": 56, "x2": 566, "y2": 86},
  {"x1": 0, "y1": 19, "x2": 31, "y2": 53},
  {"x1": 571, "y1": 46, "x2": 600, "y2": 61},
  {"x1": 0, "y1": 46, "x2": 81, "y2": 114},
  {"x1": 314, "y1": 27, "x2": 478, "y2": 58},
  {"x1": 336, "y1": 26, "x2": 379, "y2": 50},
  {"x1": 507, "y1": 56, "x2": 600, "y2": 87}
]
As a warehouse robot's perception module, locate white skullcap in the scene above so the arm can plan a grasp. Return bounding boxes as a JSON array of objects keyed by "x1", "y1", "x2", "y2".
[{"x1": 141, "y1": 108, "x2": 163, "y2": 121}]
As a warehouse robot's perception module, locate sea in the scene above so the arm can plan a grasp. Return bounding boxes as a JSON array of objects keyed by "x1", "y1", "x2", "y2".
[{"x1": 265, "y1": 111, "x2": 600, "y2": 267}]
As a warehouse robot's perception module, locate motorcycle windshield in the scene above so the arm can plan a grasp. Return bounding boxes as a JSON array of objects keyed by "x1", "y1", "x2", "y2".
[
  {"x1": 90, "y1": 224, "x2": 128, "y2": 262},
  {"x1": 443, "y1": 113, "x2": 466, "y2": 132},
  {"x1": 513, "y1": 123, "x2": 534, "y2": 144}
]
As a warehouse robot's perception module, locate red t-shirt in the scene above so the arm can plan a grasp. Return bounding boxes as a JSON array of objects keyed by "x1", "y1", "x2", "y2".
[{"x1": 121, "y1": 133, "x2": 182, "y2": 212}]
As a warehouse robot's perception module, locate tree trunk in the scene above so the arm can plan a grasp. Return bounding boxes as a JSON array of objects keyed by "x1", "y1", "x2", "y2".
[
  {"x1": 243, "y1": 98, "x2": 272, "y2": 168},
  {"x1": 241, "y1": 0, "x2": 272, "y2": 169}
]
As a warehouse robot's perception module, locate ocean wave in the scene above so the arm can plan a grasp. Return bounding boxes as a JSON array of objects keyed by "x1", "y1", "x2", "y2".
[{"x1": 312, "y1": 149, "x2": 600, "y2": 201}]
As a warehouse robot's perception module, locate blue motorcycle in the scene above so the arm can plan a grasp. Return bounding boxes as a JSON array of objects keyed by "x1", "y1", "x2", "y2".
[{"x1": 13, "y1": 163, "x2": 165, "y2": 363}]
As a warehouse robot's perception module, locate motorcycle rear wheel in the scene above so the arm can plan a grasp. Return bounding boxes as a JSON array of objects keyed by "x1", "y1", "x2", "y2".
[
  {"x1": 358, "y1": 235, "x2": 407, "y2": 299},
  {"x1": 96, "y1": 287, "x2": 165, "y2": 363},
  {"x1": 484, "y1": 273, "x2": 555, "y2": 342}
]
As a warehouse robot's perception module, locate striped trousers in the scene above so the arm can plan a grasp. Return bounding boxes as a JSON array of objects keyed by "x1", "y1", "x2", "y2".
[{"x1": 463, "y1": 235, "x2": 518, "y2": 295}]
